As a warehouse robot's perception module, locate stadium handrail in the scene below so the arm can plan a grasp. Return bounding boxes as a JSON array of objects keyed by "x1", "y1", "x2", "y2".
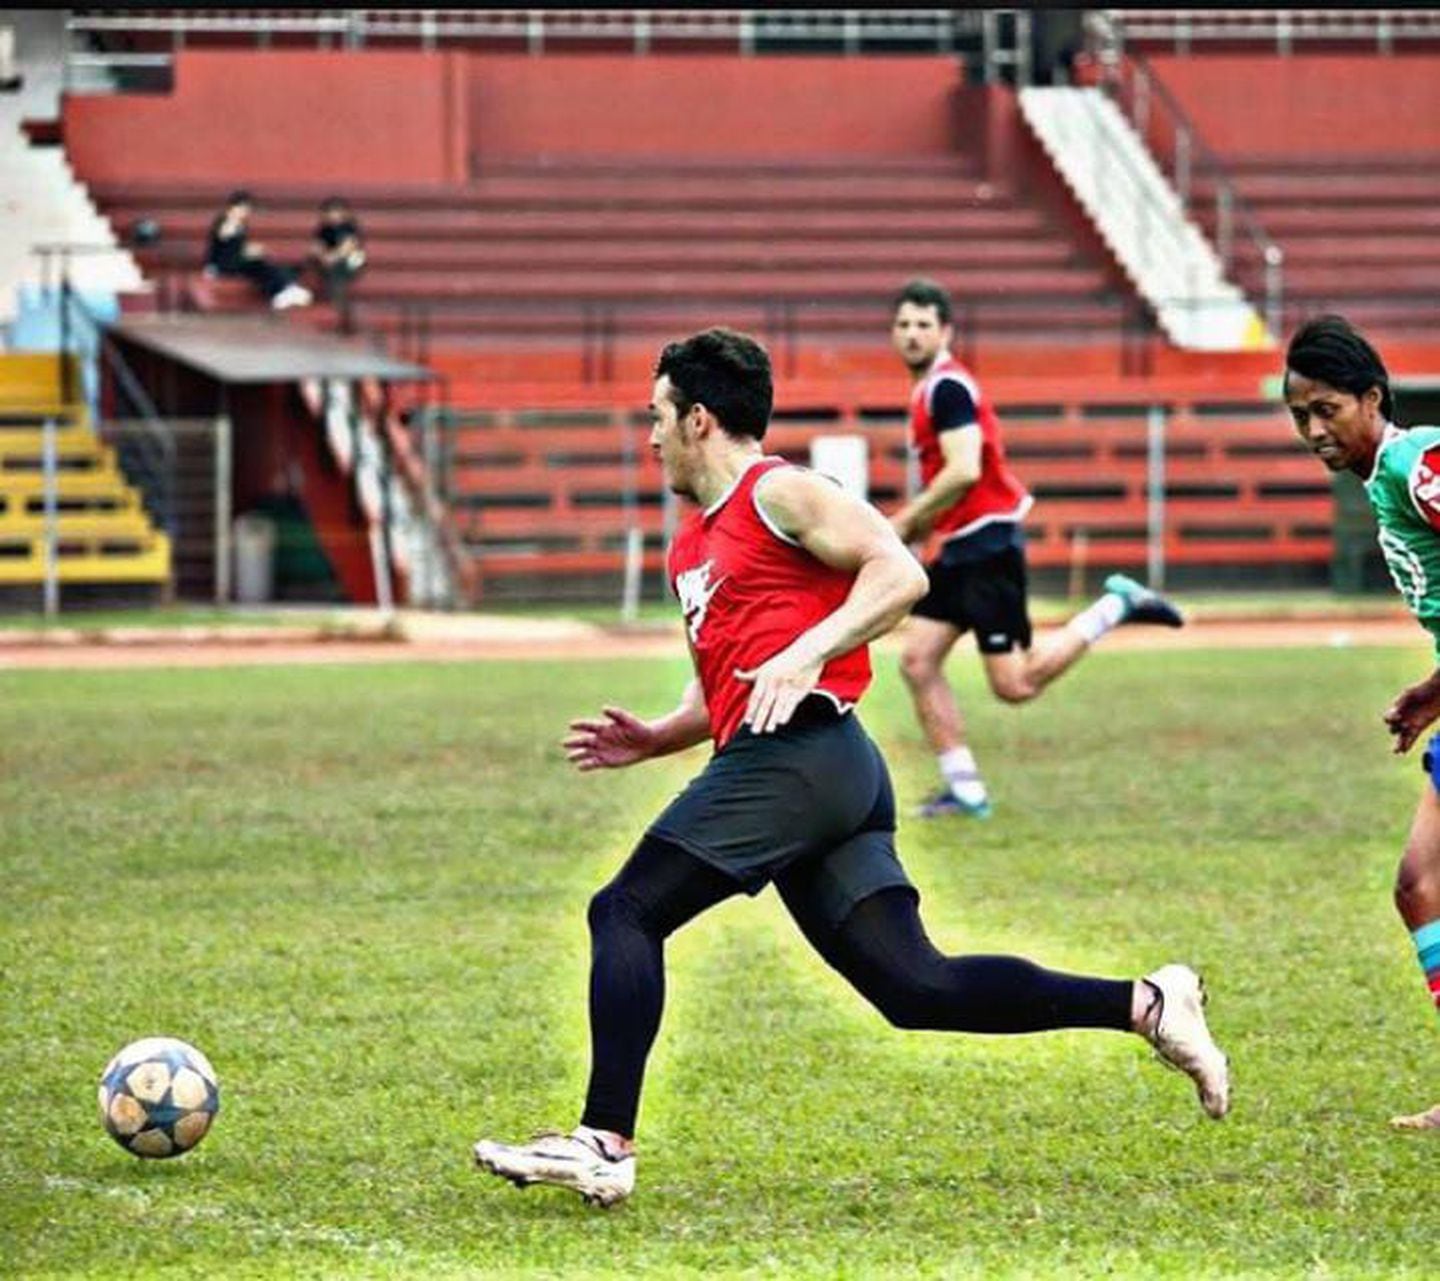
[
  {"x1": 63, "y1": 9, "x2": 976, "y2": 87},
  {"x1": 1085, "y1": 45, "x2": 1285, "y2": 335},
  {"x1": 43, "y1": 271, "x2": 179, "y2": 541},
  {"x1": 1097, "y1": 9, "x2": 1440, "y2": 56}
]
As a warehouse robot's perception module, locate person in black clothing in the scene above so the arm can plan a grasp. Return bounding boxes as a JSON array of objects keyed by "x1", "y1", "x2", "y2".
[
  {"x1": 203, "y1": 190, "x2": 311, "y2": 310},
  {"x1": 309, "y1": 196, "x2": 366, "y2": 331}
]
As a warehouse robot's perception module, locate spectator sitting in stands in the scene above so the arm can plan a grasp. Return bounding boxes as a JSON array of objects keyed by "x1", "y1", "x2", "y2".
[
  {"x1": 309, "y1": 196, "x2": 366, "y2": 332},
  {"x1": 203, "y1": 190, "x2": 312, "y2": 311}
]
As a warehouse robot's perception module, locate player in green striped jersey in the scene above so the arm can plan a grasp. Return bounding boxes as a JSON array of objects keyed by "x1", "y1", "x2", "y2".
[{"x1": 1286, "y1": 315, "x2": 1440, "y2": 1130}]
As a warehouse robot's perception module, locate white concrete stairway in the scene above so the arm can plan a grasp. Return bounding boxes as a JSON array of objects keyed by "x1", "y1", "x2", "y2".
[
  {"x1": 0, "y1": 11, "x2": 144, "y2": 338},
  {"x1": 1018, "y1": 85, "x2": 1270, "y2": 352}
]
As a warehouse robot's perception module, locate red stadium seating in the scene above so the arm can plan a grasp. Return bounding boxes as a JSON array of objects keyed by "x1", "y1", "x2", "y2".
[
  {"x1": 64, "y1": 43, "x2": 1432, "y2": 598},
  {"x1": 418, "y1": 378, "x2": 1327, "y2": 599},
  {"x1": 1144, "y1": 54, "x2": 1440, "y2": 341},
  {"x1": 92, "y1": 160, "x2": 1133, "y2": 375}
]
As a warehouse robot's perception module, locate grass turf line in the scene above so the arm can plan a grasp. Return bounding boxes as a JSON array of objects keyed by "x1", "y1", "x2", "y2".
[{"x1": 2, "y1": 646, "x2": 1437, "y2": 1278}]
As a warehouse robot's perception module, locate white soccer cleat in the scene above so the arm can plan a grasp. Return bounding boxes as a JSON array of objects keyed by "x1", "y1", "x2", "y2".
[
  {"x1": 1143, "y1": 963, "x2": 1230, "y2": 1120},
  {"x1": 473, "y1": 1129, "x2": 636, "y2": 1208}
]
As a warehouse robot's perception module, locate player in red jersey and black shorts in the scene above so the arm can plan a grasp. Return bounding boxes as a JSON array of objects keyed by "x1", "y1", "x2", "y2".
[
  {"x1": 473, "y1": 329, "x2": 1228, "y2": 1207},
  {"x1": 891, "y1": 279, "x2": 1184, "y2": 819}
]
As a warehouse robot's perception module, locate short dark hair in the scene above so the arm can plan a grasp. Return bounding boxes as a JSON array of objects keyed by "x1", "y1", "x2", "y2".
[
  {"x1": 321, "y1": 196, "x2": 348, "y2": 212},
  {"x1": 893, "y1": 277, "x2": 953, "y2": 325},
  {"x1": 1285, "y1": 314, "x2": 1394, "y2": 421},
  {"x1": 655, "y1": 328, "x2": 773, "y2": 442},
  {"x1": 225, "y1": 189, "x2": 253, "y2": 208}
]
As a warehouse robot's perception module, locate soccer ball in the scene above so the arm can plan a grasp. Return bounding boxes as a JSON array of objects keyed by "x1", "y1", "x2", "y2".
[{"x1": 97, "y1": 1036, "x2": 220, "y2": 1159}]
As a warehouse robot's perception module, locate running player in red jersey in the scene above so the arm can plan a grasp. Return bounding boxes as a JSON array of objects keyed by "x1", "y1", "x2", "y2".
[
  {"x1": 473, "y1": 329, "x2": 1228, "y2": 1207},
  {"x1": 891, "y1": 279, "x2": 1184, "y2": 819}
]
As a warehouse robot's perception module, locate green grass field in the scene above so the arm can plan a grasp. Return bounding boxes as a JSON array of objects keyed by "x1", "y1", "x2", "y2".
[{"x1": 4, "y1": 642, "x2": 1438, "y2": 1278}]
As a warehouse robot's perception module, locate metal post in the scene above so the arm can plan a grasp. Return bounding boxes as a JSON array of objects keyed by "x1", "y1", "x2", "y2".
[
  {"x1": 527, "y1": 9, "x2": 544, "y2": 55},
  {"x1": 422, "y1": 406, "x2": 440, "y2": 496},
  {"x1": 980, "y1": 9, "x2": 997, "y2": 84},
  {"x1": 348, "y1": 382, "x2": 362, "y2": 475},
  {"x1": 1068, "y1": 529, "x2": 1089, "y2": 601},
  {"x1": 1264, "y1": 244, "x2": 1285, "y2": 338},
  {"x1": 1015, "y1": 10, "x2": 1032, "y2": 87},
  {"x1": 1146, "y1": 404, "x2": 1166, "y2": 590},
  {"x1": 378, "y1": 418, "x2": 397, "y2": 611},
  {"x1": 369, "y1": 525, "x2": 394, "y2": 612},
  {"x1": 1175, "y1": 125, "x2": 1192, "y2": 209},
  {"x1": 843, "y1": 10, "x2": 860, "y2": 56},
  {"x1": 42, "y1": 416, "x2": 60, "y2": 618},
  {"x1": 59, "y1": 269, "x2": 73, "y2": 405},
  {"x1": 620, "y1": 409, "x2": 641, "y2": 619},
  {"x1": 213, "y1": 412, "x2": 232, "y2": 603}
]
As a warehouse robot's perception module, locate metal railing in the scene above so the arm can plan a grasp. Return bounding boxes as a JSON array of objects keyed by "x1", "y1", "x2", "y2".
[
  {"x1": 54, "y1": 275, "x2": 179, "y2": 540},
  {"x1": 352, "y1": 291, "x2": 1162, "y2": 382},
  {"x1": 64, "y1": 9, "x2": 976, "y2": 84},
  {"x1": 1086, "y1": 42, "x2": 1284, "y2": 335},
  {"x1": 979, "y1": 9, "x2": 1032, "y2": 87},
  {"x1": 1099, "y1": 9, "x2": 1440, "y2": 56}
]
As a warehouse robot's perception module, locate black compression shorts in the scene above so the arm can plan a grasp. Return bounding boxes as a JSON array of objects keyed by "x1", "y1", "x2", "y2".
[{"x1": 647, "y1": 698, "x2": 915, "y2": 930}]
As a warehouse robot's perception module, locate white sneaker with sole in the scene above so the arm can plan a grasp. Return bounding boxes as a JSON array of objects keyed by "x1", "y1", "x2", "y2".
[
  {"x1": 271, "y1": 284, "x2": 313, "y2": 310},
  {"x1": 1143, "y1": 963, "x2": 1230, "y2": 1119},
  {"x1": 1390, "y1": 1103, "x2": 1440, "y2": 1131},
  {"x1": 473, "y1": 1129, "x2": 636, "y2": 1207}
]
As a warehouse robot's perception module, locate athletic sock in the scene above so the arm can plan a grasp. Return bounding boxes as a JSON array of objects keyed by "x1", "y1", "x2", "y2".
[
  {"x1": 1412, "y1": 919, "x2": 1440, "y2": 1013},
  {"x1": 1066, "y1": 590, "x2": 1128, "y2": 646},
  {"x1": 938, "y1": 746, "x2": 987, "y2": 806}
]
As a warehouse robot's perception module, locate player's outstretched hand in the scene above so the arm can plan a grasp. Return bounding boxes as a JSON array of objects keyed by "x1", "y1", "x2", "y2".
[
  {"x1": 735, "y1": 647, "x2": 825, "y2": 736},
  {"x1": 1384, "y1": 675, "x2": 1440, "y2": 753},
  {"x1": 564, "y1": 705, "x2": 657, "y2": 771}
]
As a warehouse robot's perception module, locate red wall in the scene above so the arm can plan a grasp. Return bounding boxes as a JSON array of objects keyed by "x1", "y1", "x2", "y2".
[
  {"x1": 465, "y1": 55, "x2": 963, "y2": 159},
  {"x1": 63, "y1": 50, "x2": 964, "y2": 186},
  {"x1": 64, "y1": 50, "x2": 468, "y2": 185},
  {"x1": 1148, "y1": 54, "x2": 1440, "y2": 159}
]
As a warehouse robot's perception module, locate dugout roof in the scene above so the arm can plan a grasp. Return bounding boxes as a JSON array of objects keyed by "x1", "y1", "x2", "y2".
[{"x1": 107, "y1": 315, "x2": 435, "y2": 385}]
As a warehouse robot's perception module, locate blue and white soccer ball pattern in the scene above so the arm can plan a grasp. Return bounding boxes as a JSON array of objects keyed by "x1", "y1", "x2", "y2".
[{"x1": 98, "y1": 1037, "x2": 220, "y2": 1158}]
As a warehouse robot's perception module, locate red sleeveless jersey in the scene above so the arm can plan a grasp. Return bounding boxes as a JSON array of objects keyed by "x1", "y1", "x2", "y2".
[
  {"x1": 909, "y1": 352, "x2": 1032, "y2": 540},
  {"x1": 667, "y1": 457, "x2": 872, "y2": 750}
]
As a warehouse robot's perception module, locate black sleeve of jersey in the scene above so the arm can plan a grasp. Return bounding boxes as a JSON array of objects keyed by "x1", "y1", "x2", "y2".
[{"x1": 930, "y1": 379, "x2": 979, "y2": 433}]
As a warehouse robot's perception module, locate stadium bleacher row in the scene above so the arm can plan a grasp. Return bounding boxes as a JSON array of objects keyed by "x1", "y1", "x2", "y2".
[
  {"x1": 88, "y1": 160, "x2": 1131, "y2": 378},
  {"x1": 0, "y1": 354, "x2": 170, "y2": 593},
  {"x1": 1197, "y1": 159, "x2": 1440, "y2": 338}
]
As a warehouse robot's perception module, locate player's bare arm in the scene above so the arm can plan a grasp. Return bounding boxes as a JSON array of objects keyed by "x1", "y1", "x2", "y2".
[
  {"x1": 891, "y1": 424, "x2": 981, "y2": 543},
  {"x1": 565, "y1": 678, "x2": 711, "y2": 770},
  {"x1": 738, "y1": 468, "x2": 929, "y2": 733},
  {"x1": 1385, "y1": 667, "x2": 1440, "y2": 754}
]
